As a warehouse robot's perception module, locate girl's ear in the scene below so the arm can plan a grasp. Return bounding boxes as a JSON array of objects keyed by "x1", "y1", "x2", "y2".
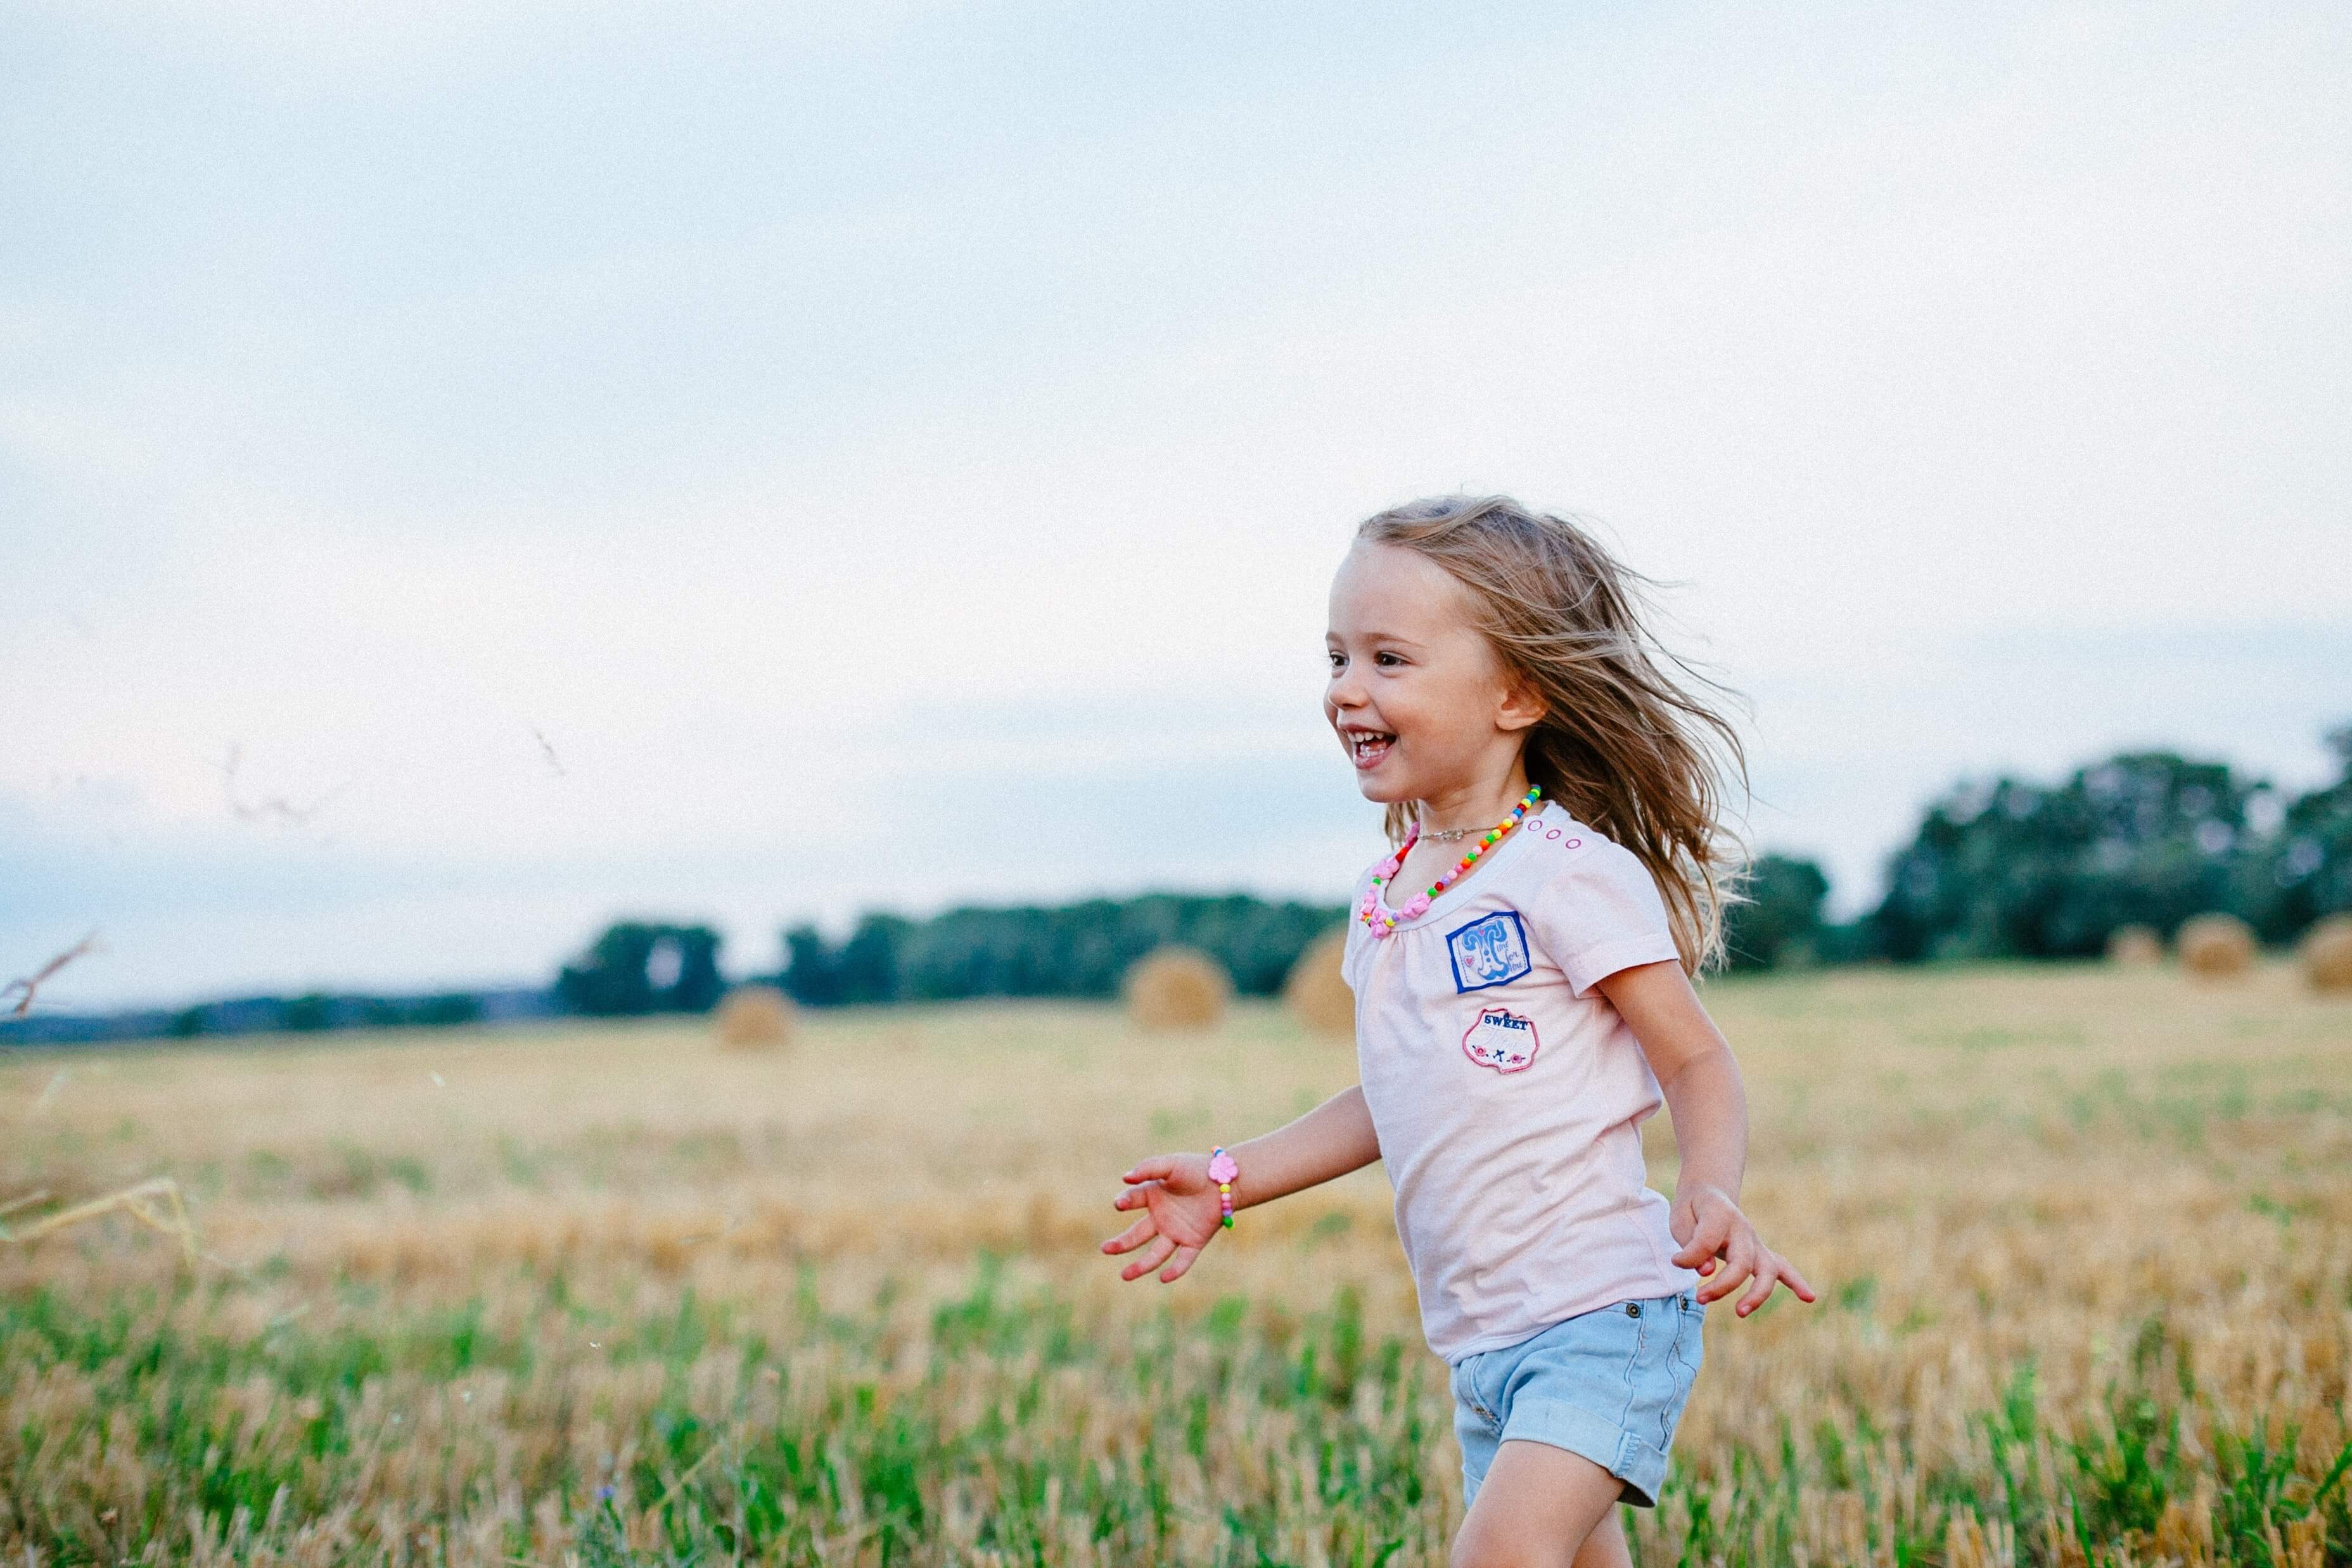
[{"x1": 1496, "y1": 671, "x2": 1546, "y2": 734}]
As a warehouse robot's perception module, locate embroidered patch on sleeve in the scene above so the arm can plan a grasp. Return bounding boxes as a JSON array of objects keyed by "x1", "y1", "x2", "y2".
[
  {"x1": 1461, "y1": 1005, "x2": 1540, "y2": 1073},
  {"x1": 1445, "y1": 910, "x2": 1532, "y2": 992}
]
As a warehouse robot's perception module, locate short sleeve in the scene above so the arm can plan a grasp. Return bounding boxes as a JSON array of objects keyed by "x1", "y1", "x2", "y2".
[{"x1": 1521, "y1": 833, "x2": 1682, "y2": 998}]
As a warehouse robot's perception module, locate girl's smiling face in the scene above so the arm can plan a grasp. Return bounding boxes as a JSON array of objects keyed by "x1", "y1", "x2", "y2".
[{"x1": 1324, "y1": 541, "x2": 1544, "y2": 812}]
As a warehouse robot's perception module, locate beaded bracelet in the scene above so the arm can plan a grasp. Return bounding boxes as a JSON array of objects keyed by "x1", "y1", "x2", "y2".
[{"x1": 1208, "y1": 1147, "x2": 1239, "y2": 1229}]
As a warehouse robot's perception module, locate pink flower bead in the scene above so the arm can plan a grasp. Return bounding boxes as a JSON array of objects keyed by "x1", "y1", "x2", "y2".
[{"x1": 1208, "y1": 1150, "x2": 1237, "y2": 1183}]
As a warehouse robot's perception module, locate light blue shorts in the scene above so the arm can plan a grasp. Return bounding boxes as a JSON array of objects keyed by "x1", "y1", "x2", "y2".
[{"x1": 1449, "y1": 1288, "x2": 1704, "y2": 1510}]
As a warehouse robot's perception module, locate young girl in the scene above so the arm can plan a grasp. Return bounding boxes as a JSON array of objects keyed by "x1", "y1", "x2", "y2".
[{"x1": 1101, "y1": 495, "x2": 1815, "y2": 1567}]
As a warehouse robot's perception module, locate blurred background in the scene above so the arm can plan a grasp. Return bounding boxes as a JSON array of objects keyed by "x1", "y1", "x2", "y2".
[{"x1": 5, "y1": 0, "x2": 2348, "y2": 1024}]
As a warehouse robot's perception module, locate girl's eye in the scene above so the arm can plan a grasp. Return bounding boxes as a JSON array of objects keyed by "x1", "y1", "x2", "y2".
[{"x1": 1374, "y1": 651, "x2": 1401, "y2": 667}]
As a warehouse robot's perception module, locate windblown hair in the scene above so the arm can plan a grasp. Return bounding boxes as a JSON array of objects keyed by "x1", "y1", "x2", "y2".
[{"x1": 1357, "y1": 494, "x2": 1749, "y2": 975}]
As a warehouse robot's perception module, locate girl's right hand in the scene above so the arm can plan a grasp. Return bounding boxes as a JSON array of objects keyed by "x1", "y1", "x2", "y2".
[{"x1": 1101, "y1": 1152, "x2": 1227, "y2": 1284}]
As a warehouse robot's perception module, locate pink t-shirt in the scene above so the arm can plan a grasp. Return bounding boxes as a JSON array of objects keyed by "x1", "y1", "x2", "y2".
[{"x1": 1341, "y1": 799, "x2": 1702, "y2": 1364}]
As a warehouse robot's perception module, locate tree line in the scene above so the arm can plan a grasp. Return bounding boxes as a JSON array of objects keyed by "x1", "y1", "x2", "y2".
[
  {"x1": 594, "y1": 728, "x2": 2352, "y2": 1008},
  {"x1": 770, "y1": 895, "x2": 1346, "y2": 1008},
  {"x1": 1728, "y1": 729, "x2": 2351, "y2": 969},
  {"x1": 7, "y1": 727, "x2": 2344, "y2": 1041},
  {"x1": 1865, "y1": 734, "x2": 2351, "y2": 962}
]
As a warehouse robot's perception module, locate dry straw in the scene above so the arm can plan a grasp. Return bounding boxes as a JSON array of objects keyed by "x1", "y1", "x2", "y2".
[
  {"x1": 2104, "y1": 924, "x2": 2163, "y2": 967},
  {"x1": 2300, "y1": 914, "x2": 2352, "y2": 994},
  {"x1": 2175, "y1": 912, "x2": 2256, "y2": 979},
  {"x1": 4, "y1": 929, "x2": 102, "y2": 1016},
  {"x1": 0, "y1": 1177, "x2": 198, "y2": 1269},
  {"x1": 1282, "y1": 929, "x2": 1354, "y2": 1038},
  {"x1": 712, "y1": 985, "x2": 796, "y2": 1050},
  {"x1": 1123, "y1": 947, "x2": 1231, "y2": 1031}
]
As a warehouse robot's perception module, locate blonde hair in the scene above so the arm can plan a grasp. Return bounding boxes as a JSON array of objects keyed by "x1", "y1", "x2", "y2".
[{"x1": 1356, "y1": 494, "x2": 1749, "y2": 974}]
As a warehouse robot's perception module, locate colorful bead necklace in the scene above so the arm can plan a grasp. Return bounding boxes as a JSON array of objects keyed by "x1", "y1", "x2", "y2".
[{"x1": 1359, "y1": 784, "x2": 1542, "y2": 937}]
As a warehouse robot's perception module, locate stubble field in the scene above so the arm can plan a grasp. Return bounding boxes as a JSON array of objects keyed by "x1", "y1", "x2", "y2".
[{"x1": 3, "y1": 962, "x2": 2349, "y2": 1567}]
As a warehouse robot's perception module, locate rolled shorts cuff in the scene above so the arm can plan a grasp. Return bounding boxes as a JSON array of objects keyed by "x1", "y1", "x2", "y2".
[{"x1": 1502, "y1": 1396, "x2": 1671, "y2": 1508}]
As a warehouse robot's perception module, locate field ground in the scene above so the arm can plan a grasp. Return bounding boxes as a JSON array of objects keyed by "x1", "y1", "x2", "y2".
[{"x1": 3, "y1": 962, "x2": 2349, "y2": 1566}]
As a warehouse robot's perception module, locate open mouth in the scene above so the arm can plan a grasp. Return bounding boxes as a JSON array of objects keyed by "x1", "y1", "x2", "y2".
[{"x1": 1343, "y1": 728, "x2": 1395, "y2": 769}]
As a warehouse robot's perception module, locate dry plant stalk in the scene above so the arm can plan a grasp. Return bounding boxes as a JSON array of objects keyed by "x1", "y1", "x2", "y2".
[
  {"x1": 0, "y1": 1176, "x2": 200, "y2": 1270},
  {"x1": 4, "y1": 929, "x2": 103, "y2": 1016},
  {"x1": 218, "y1": 741, "x2": 350, "y2": 825}
]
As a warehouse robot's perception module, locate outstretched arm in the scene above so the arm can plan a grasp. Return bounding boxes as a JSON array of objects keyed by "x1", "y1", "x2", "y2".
[
  {"x1": 1102, "y1": 1083, "x2": 1380, "y2": 1283},
  {"x1": 1597, "y1": 960, "x2": 1816, "y2": 1317}
]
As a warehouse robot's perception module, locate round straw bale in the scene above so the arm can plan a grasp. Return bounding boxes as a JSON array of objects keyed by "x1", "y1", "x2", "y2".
[
  {"x1": 1123, "y1": 946, "x2": 1231, "y2": 1031},
  {"x1": 712, "y1": 984, "x2": 796, "y2": 1050},
  {"x1": 2104, "y1": 924, "x2": 2164, "y2": 967},
  {"x1": 2299, "y1": 914, "x2": 2352, "y2": 994},
  {"x1": 2175, "y1": 913, "x2": 2256, "y2": 979},
  {"x1": 1284, "y1": 928, "x2": 1355, "y2": 1038}
]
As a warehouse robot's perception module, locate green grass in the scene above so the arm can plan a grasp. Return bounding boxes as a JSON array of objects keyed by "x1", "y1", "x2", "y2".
[{"x1": 4, "y1": 1264, "x2": 2346, "y2": 1566}]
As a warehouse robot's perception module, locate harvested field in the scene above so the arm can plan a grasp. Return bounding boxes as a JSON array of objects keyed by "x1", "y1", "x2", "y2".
[{"x1": 3, "y1": 963, "x2": 2348, "y2": 1565}]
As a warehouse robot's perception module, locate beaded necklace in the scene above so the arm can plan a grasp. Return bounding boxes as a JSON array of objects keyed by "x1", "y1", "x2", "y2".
[{"x1": 1358, "y1": 784, "x2": 1542, "y2": 937}]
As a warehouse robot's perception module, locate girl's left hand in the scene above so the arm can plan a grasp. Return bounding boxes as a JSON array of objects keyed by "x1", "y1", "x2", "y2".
[
  {"x1": 1101, "y1": 1152, "x2": 1227, "y2": 1284},
  {"x1": 1669, "y1": 1183, "x2": 1817, "y2": 1317}
]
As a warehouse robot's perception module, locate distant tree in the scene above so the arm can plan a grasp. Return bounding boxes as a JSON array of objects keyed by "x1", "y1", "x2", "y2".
[
  {"x1": 1812, "y1": 917, "x2": 1884, "y2": 966},
  {"x1": 282, "y1": 993, "x2": 335, "y2": 1032},
  {"x1": 1722, "y1": 855, "x2": 1830, "y2": 971},
  {"x1": 894, "y1": 905, "x2": 1063, "y2": 1001},
  {"x1": 834, "y1": 914, "x2": 911, "y2": 1005},
  {"x1": 779, "y1": 923, "x2": 843, "y2": 1006},
  {"x1": 411, "y1": 993, "x2": 482, "y2": 1028},
  {"x1": 1871, "y1": 751, "x2": 2264, "y2": 962},
  {"x1": 557, "y1": 922, "x2": 725, "y2": 1015},
  {"x1": 2244, "y1": 723, "x2": 2352, "y2": 940}
]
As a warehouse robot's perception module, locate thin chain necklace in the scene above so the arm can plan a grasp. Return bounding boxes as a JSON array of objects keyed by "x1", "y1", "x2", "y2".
[
  {"x1": 1360, "y1": 784, "x2": 1541, "y2": 937},
  {"x1": 1419, "y1": 787, "x2": 1544, "y2": 841}
]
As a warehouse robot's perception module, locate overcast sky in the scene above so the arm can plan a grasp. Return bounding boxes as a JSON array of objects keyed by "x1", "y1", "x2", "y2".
[{"x1": 6, "y1": 0, "x2": 2349, "y2": 1010}]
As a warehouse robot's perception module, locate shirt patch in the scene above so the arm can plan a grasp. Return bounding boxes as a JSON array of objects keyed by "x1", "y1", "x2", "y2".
[
  {"x1": 1445, "y1": 910, "x2": 1532, "y2": 992},
  {"x1": 1460, "y1": 1005, "x2": 1540, "y2": 1073}
]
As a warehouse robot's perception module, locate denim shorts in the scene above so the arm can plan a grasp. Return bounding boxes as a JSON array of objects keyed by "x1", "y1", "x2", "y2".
[{"x1": 1449, "y1": 1289, "x2": 1704, "y2": 1510}]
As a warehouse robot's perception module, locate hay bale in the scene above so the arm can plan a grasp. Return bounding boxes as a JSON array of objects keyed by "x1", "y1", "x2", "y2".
[
  {"x1": 2105, "y1": 924, "x2": 2164, "y2": 966},
  {"x1": 2299, "y1": 915, "x2": 2352, "y2": 994},
  {"x1": 2175, "y1": 913, "x2": 2256, "y2": 979},
  {"x1": 712, "y1": 985, "x2": 796, "y2": 1050},
  {"x1": 1124, "y1": 947, "x2": 1231, "y2": 1031},
  {"x1": 1284, "y1": 929, "x2": 1354, "y2": 1037}
]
